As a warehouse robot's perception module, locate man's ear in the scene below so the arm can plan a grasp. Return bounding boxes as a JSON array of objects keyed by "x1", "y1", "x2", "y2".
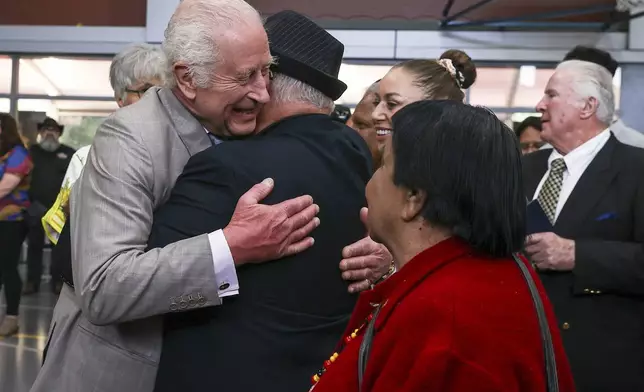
[
  {"x1": 173, "y1": 63, "x2": 198, "y2": 100},
  {"x1": 401, "y1": 188, "x2": 426, "y2": 222},
  {"x1": 580, "y1": 96, "x2": 599, "y2": 120}
]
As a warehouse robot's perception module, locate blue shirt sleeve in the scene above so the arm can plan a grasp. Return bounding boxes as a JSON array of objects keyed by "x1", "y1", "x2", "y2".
[{"x1": 5, "y1": 146, "x2": 29, "y2": 169}]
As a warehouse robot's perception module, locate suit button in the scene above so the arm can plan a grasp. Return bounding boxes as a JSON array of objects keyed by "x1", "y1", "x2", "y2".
[
  {"x1": 595, "y1": 290, "x2": 602, "y2": 294},
  {"x1": 198, "y1": 297, "x2": 207, "y2": 305},
  {"x1": 219, "y1": 282, "x2": 230, "y2": 291},
  {"x1": 562, "y1": 322, "x2": 570, "y2": 330},
  {"x1": 170, "y1": 304, "x2": 178, "y2": 311},
  {"x1": 583, "y1": 289, "x2": 590, "y2": 293}
]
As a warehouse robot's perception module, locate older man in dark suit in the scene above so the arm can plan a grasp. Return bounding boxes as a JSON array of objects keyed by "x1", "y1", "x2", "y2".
[
  {"x1": 148, "y1": 11, "x2": 375, "y2": 392},
  {"x1": 523, "y1": 58, "x2": 644, "y2": 391}
]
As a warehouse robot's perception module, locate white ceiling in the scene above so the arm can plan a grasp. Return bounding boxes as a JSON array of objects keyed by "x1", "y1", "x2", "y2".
[{"x1": 0, "y1": 55, "x2": 621, "y2": 117}]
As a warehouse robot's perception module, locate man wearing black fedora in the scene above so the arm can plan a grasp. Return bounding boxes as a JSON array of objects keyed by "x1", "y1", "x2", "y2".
[
  {"x1": 25, "y1": 117, "x2": 75, "y2": 294},
  {"x1": 149, "y1": 10, "x2": 374, "y2": 392}
]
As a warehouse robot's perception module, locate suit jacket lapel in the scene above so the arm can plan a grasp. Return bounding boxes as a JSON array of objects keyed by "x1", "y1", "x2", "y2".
[
  {"x1": 157, "y1": 87, "x2": 211, "y2": 156},
  {"x1": 524, "y1": 152, "x2": 549, "y2": 199},
  {"x1": 554, "y1": 135, "x2": 618, "y2": 234}
]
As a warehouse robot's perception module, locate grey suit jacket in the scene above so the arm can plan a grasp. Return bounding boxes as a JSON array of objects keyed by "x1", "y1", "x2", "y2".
[{"x1": 30, "y1": 87, "x2": 223, "y2": 392}]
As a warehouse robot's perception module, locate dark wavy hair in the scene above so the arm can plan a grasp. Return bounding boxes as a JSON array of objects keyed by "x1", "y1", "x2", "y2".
[
  {"x1": 391, "y1": 100, "x2": 526, "y2": 257},
  {"x1": 563, "y1": 46, "x2": 618, "y2": 76},
  {"x1": 0, "y1": 113, "x2": 23, "y2": 156},
  {"x1": 515, "y1": 116, "x2": 542, "y2": 139}
]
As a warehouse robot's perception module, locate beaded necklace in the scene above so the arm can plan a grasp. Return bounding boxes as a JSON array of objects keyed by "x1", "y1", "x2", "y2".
[{"x1": 310, "y1": 305, "x2": 380, "y2": 386}]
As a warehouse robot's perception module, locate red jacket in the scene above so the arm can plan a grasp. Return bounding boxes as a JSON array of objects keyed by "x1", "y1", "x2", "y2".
[{"x1": 311, "y1": 237, "x2": 575, "y2": 392}]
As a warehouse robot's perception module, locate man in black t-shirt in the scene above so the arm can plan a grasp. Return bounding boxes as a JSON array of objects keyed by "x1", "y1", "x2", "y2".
[{"x1": 25, "y1": 117, "x2": 75, "y2": 294}]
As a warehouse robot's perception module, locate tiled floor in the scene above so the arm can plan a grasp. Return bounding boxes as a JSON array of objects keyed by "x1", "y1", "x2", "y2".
[{"x1": 0, "y1": 261, "x2": 58, "y2": 392}]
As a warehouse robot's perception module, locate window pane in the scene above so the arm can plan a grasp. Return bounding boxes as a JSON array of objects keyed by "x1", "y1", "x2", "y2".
[
  {"x1": 0, "y1": 56, "x2": 12, "y2": 94},
  {"x1": 613, "y1": 67, "x2": 621, "y2": 111},
  {"x1": 18, "y1": 99, "x2": 116, "y2": 149},
  {"x1": 469, "y1": 67, "x2": 517, "y2": 108},
  {"x1": 336, "y1": 63, "x2": 391, "y2": 106},
  {"x1": 512, "y1": 67, "x2": 551, "y2": 109},
  {"x1": 19, "y1": 57, "x2": 114, "y2": 97},
  {"x1": 0, "y1": 98, "x2": 9, "y2": 113}
]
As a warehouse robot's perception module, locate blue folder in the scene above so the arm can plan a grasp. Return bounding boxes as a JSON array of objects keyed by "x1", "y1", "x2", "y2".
[{"x1": 526, "y1": 200, "x2": 554, "y2": 235}]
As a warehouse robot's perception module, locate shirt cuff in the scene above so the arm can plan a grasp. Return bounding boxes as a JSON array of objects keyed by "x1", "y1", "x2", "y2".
[{"x1": 207, "y1": 229, "x2": 240, "y2": 298}]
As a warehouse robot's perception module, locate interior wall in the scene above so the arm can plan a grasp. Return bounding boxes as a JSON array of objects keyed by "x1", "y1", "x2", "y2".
[
  {"x1": 0, "y1": 0, "x2": 146, "y2": 26},
  {"x1": 245, "y1": 0, "x2": 614, "y2": 21}
]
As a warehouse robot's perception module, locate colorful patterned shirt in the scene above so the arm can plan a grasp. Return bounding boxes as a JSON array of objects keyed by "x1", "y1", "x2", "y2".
[{"x1": 0, "y1": 145, "x2": 33, "y2": 221}]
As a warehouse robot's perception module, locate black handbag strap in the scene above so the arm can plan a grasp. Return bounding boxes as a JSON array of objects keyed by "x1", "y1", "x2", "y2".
[
  {"x1": 357, "y1": 253, "x2": 559, "y2": 392},
  {"x1": 512, "y1": 253, "x2": 559, "y2": 392},
  {"x1": 358, "y1": 304, "x2": 382, "y2": 392}
]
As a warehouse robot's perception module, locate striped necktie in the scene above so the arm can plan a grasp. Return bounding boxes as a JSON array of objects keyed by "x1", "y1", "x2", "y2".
[{"x1": 537, "y1": 158, "x2": 567, "y2": 224}]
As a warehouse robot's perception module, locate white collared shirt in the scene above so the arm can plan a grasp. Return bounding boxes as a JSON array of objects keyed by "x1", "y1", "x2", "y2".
[
  {"x1": 202, "y1": 127, "x2": 239, "y2": 298},
  {"x1": 532, "y1": 129, "x2": 611, "y2": 223}
]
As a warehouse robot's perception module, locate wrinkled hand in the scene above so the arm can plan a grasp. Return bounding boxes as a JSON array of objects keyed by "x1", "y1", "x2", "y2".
[
  {"x1": 524, "y1": 232, "x2": 575, "y2": 271},
  {"x1": 339, "y1": 208, "x2": 393, "y2": 293},
  {"x1": 223, "y1": 178, "x2": 320, "y2": 265}
]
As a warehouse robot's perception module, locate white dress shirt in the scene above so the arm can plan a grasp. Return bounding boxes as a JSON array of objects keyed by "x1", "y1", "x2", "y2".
[
  {"x1": 204, "y1": 129, "x2": 240, "y2": 298},
  {"x1": 532, "y1": 129, "x2": 611, "y2": 223}
]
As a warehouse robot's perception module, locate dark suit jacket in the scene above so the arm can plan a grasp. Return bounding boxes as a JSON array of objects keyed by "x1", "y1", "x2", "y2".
[
  {"x1": 523, "y1": 134, "x2": 644, "y2": 392},
  {"x1": 149, "y1": 114, "x2": 372, "y2": 392}
]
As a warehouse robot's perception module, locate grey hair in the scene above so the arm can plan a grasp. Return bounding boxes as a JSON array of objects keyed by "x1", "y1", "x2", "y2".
[
  {"x1": 556, "y1": 59, "x2": 615, "y2": 125},
  {"x1": 109, "y1": 43, "x2": 166, "y2": 101},
  {"x1": 270, "y1": 73, "x2": 335, "y2": 113},
  {"x1": 162, "y1": 0, "x2": 262, "y2": 89}
]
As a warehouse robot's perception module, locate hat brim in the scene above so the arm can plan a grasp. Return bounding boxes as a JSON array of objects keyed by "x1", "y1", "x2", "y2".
[
  {"x1": 271, "y1": 48, "x2": 347, "y2": 101},
  {"x1": 37, "y1": 123, "x2": 64, "y2": 133}
]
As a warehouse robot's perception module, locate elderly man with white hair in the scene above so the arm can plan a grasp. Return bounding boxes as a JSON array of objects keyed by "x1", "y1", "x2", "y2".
[
  {"x1": 30, "y1": 1, "x2": 388, "y2": 391},
  {"x1": 522, "y1": 59, "x2": 644, "y2": 391},
  {"x1": 538, "y1": 45, "x2": 644, "y2": 151}
]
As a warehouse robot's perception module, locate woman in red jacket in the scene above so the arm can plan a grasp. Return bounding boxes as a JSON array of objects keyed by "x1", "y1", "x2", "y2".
[{"x1": 310, "y1": 100, "x2": 575, "y2": 392}]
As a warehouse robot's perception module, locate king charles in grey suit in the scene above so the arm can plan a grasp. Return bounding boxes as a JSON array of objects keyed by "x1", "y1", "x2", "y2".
[{"x1": 29, "y1": 1, "x2": 392, "y2": 392}]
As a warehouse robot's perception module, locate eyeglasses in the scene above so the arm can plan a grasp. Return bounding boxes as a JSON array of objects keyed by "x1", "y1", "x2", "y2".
[
  {"x1": 520, "y1": 141, "x2": 545, "y2": 150},
  {"x1": 124, "y1": 84, "x2": 154, "y2": 98}
]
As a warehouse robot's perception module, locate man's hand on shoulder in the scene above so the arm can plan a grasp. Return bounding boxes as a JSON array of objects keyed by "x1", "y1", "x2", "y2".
[{"x1": 223, "y1": 178, "x2": 320, "y2": 265}]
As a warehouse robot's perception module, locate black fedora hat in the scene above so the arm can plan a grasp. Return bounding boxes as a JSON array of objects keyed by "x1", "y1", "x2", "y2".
[
  {"x1": 265, "y1": 10, "x2": 347, "y2": 101},
  {"x1": 37, "y1": 117, "x2": 64, "y2": 134}
]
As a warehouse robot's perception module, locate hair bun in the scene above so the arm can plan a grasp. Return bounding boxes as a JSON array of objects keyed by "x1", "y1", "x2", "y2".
[{"x1": 440, "y1": 49, "x2": 477, "y2": 89}]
